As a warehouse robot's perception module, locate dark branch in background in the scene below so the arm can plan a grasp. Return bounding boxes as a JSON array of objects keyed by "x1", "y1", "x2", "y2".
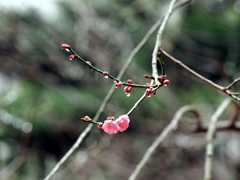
[
  {"x1": 193, "y1": 101, "x2": 240, "y2": 133},
  {"x1": 203, "y1": 98, "x2": 232, "y2": 180},
  {"x1": 160, "y1": 48, "x2": 240, "y2": 102},
  {"x1": 128, "y1": 105, "x2": 201, "y2": 180}
]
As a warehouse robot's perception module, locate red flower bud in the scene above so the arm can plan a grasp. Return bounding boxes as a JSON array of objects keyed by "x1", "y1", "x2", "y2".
[
  {"x1": 115, "y1": 82, "x2": 123, "y2": 88},
  {"x1": 162, "y1": 75, "x2": 167, "y2": 80},
  {"x1": 81, "y1": 116, "x2": 92, "y2": 121},
  {"x1": 106, "y1": 116, "x2": 115, "y2": 120},
  {"x1": 143, "y1": 75, "x2": 153, "y2": 79},
  {"x1": 145, "y1": 87, "x2": 153, "y2": 97},
  {"x1": 102, "y1": 71, "x2": 109, "y2": 78},
  {"x1": 69, "y1": 55, "x2": 78, "y2": 60},
  {"x1": 97, "y1": 122, "x2": 103, "y2": 129},
  {"x1": 61, "y1": 44, "x2": 70, "y2": 49},
  {"x1": 124, "y1": 86, "x2": 133, "y2": 97},
  {"x1": 61, "y1": 44, "x2": 70, "y2": 52},
  {"x1": 157, "y1": 76, "x2": 163, "y2": 82},
  {"x1": 163, "y1": 79, "x2": 170, "y2": 86},
  {"x1": 127, "y1": 79, "x2": 134, "y2": 84}
]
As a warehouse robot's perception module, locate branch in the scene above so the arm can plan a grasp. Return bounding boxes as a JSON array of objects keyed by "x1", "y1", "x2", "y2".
[
  {"x1": 224, "y1": 77, "x2": 240, "y2": 90},
  {"x1": 0, "y1": 155, "x2": 25, "y2": 180},
  {"x1": 64, "y1": 46, "x2": 157, "y2": 89},
  {"x1": 128, "y1": 105, "x2": 200, "y2": 180},
  {"x1": 151, "y1": 0, "x2": 177, "y2": 81},
  {"x1": 126, "y1": 94, "x2": 146, "y2": 116},
  {"x1": 193, "y1": 101, "x2": 240, "y2": 133},
  {"x1": 203, "y1": 98, "x2": 232, "y2": 180},
  {"x1": 160, "y1": 48, "x2": 240, "y2": 102}
]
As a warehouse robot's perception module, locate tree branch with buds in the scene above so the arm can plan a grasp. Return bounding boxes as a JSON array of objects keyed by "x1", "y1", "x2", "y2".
[{"x1": 160, "y1": 48, "x2": 240, "y2": 102}]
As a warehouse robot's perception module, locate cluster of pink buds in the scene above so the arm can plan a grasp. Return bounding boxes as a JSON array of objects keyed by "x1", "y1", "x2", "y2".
[
  {"x1": 99, "y1": 115, "x2": 130, "y2": 134},
  {"x1": 144, "y1": 83, "x2": 156, "y2": 97},
  {"x1": 145, "y1": 87, "x2": 153, "y2": 97},
  {"x1": 157, "y1": 74, "x2": 170, "y2": 86},
  {"x1": 124, "y1": 79, "x2": 134, "y2": 97}
]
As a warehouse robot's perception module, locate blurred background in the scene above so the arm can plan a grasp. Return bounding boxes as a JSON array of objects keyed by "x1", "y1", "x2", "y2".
[{"x1": 0, "y1": 0, "x2": 240, "y2": 180}]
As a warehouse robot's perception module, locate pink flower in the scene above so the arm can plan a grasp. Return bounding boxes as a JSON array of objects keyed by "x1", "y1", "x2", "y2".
[
  {"x1": 115, "y1": 115, "x2": 130, "y2": 132},
  {"x1": 102, "y1": 120, "x2": 119, "y2": 134}
]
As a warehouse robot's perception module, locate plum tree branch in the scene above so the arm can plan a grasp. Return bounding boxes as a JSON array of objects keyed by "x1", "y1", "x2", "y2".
[
  {"x1": 160, "y1": 48, "x2": 240, "y2": 102},
  {"x1": 203, "y1": 98, "x2": 232, "y2": 180},
  {"x1": 151, "y1": 0, "x2": 177, "y2": 82},
  {"x1": 128, "y1": 105, "x2": 200, "y2": 180}
]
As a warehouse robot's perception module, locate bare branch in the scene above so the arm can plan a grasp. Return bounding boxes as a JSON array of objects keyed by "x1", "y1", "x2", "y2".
[
  {"x1": 126, "y1": 94, "x2": 146, "y2": 116},
  {"x1": 160, "y1": 48, "x2": 240, "y2": 102},
  {"x1": 128, "y1": 105, "x2": 200, "y2": 180},
  {"x1": 0, "y1": 155, "x2": 25, "y2": 180},
  {"x1": 224, "y1": 77, "x2": 240, "y2": 90},
  {"x1": 203, "y1": 98, "x2": 232, "y2": 180},
  {"x1": 151, "y1": 0, "x2": 177, "y2": 80}
]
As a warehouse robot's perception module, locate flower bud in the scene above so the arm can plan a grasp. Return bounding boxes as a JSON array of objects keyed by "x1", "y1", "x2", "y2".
[
  {"x1": 115, "y1": 82, "x2": 123, "y2": 88},
  {"x1": 61, "y1": 44, "x2": 70, "y2": 52},
  {"x1": 102, "y1": 71, "x2": 109, "y2": 78},
  {"x1": 157, "y1": 76, "x2": 163, "y2": 82},
  {"x1": 97, "y1": 122, "x2": 103, "y2": 129},
  {"x1": 80, "y1": 116, "x2": 92, "y2": 121},
  {"x1": 163, "y1": 79, "x2": 170, "y2": 86},
  {"x1": 69, "y1": 55, "x2": 78, "y2": 60},
  {"x1": 106, "y1": 116, "x2": 115, "y2": 120},
  {"x1": 143, "y1": 75, "x2": 153, "y2": 79},
  {"x1": 162, "y1": 75, "x2": 167, "y2": 80},
  {"x1": 127, "y1": 79, "x2": 134, "y2": 84},
  {"x1": 124, "y1": 86, "x2": 133, "y2": 97},
  {"x1": 145, "y1": 87, "x2": 153, "y2": 97}
]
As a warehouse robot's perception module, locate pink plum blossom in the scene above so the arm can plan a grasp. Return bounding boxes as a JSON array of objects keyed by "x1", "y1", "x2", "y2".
[
  {"x1": 102, "y1": 120, "x2": 119, "y2": 134},
  {"x1": 115, "y1": 115, "x2": 130, "y2": 132}
]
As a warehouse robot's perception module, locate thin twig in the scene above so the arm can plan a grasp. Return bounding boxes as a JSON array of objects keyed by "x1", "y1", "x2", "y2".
[
  {"x1": 126, "y1": 94, "x2": 146, "y2": 116},
  {"x1": 203, "y1": 98, "x2": 232, "y2": 180},
  {"x1": 224, "y1": 77, "x2": 240, "y2": 90},
  {"x1": 128, "y1": 105, "x2": 200, "y2": 180},
  {"x1": 193, "y1": 101, "x2": 240, "y2": 132},
  {"x1": 68, "y1": 47, "x2": 157, "y2": 89},
  {"x1": 160, "y1": 48, "x2": 240, "y2": 102},
  {"x1": 0, "y1": 155, "x2": 25, "y2": 180}
]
